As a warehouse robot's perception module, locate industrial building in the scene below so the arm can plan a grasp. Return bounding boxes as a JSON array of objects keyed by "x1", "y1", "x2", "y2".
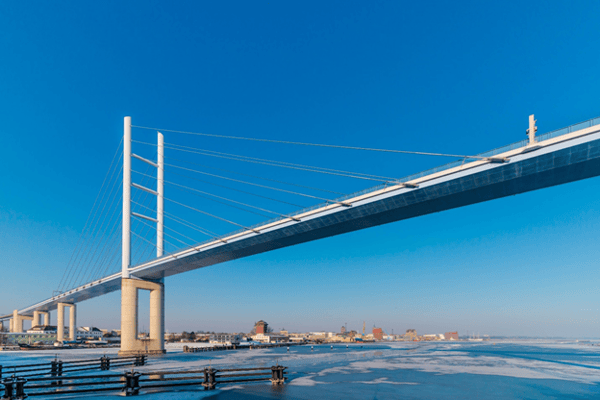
[
  {"x1": 254, "y1": 320, "x2": 268, "y2": 334},
  {"x1": 373, "y1": 327, "x2": 383, "y2": 341}
]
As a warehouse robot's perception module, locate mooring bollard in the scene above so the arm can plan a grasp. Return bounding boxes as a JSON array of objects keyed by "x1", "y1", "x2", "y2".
[
  {"x1": 124, "y1": 370, "x2": 141, "y2": 396},
  {"x1": 100, "y1": 356, "x2": 110, "y2": 371},
  {"x1": 202, "y1": 367, "x2": 217, "y2": 390},
  {"x1": 270, "y1": 366, "x2": 285, "y2": 385},
  {"x1": 50, "y1": 360, "x2": 57, "y2": 384},
  {"x1": 2, "y1": 376, "x2": 15, "y2": 399},
  {"x1": 134, "y1": 355, "x2": 146, "y2": 366},
  {"x1": 51, "y1": 360, "x2": 63, "y2": 386},
  {"x1": 58, "y1": 360, "x2": 63, "y2": 386},
  {"x1": 14, "y1": 376, "x2": 26, "y2": 400},
  {"x1": 1, "y1": 375, "x2": 27, "y2": 400}
]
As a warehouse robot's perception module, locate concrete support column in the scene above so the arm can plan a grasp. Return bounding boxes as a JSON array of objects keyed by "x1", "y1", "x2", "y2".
[
  {"x1": 119, "y1": 278, "x2": 165, "y2": 356},
  {"x1": 33, "y1": 311, "x2": 41, "y2": 328},
  {"x1": 149, "y1": 280, "x2": 164, "y2": 349},
  {"x1": 9, "y1": 319, "x2": 13, "y2": 333},
  {"x1": 69, "y1": 304, "x2": 77, "y2": 341},
  {"x1": 42, "y1": 312, "x2": 50, "y2": 326},
  {"x1": 57, "y1": 303, "x2": 66, "y2": 342},
  {"x1": 120, "y1": 279, "x2": 139, "y2": 355},
  {"x1": 12, "y1": 310, "x2": 23, "y2": 333}
]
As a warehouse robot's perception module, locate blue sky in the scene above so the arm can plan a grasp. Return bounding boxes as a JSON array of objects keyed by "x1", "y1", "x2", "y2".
[{"x1": 1, "y1": 1, "x2": 600, "y2": 337}]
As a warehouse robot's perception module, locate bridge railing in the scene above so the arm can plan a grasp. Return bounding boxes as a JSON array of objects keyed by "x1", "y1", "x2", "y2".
[
  {"x1": 0, "y1": 355, "x2": 146, "y2": 380},
  {"x1": 0, "y1": 365, "x2": 287, "y2": 398},
  {"x1": 535, "y1": 116, "x2": 600, "y2": 143}
]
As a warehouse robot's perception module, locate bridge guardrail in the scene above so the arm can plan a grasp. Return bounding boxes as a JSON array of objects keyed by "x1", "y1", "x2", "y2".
[
  {"x1": 0, "y1": 355, "x2": 146, "y2": 380},
  {"x1": 0, "y1": 365, "x2": 287, "y2": 398}
]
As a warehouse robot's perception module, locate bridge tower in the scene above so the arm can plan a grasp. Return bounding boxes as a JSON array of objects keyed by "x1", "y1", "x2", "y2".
[{"x1": 119, "y1": 116, "x2": 166, "y2": 356}]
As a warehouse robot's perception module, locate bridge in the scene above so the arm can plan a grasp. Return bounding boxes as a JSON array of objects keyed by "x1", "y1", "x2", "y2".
[{"x1": 2, "y1": 115, "x2": 600, "y2": 354}]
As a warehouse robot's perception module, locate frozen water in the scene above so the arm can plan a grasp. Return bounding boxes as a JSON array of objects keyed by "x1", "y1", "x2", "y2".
[{"x1": 1, "y1": 340, "x2": 599, "y2": 399}]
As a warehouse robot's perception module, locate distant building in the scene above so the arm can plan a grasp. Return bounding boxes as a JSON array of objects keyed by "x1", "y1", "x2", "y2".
[
  {"x1": 195, "y1": 334, "x2": 210, "y2": 342},
  {"x1": 288, "y1": 333, "x2": 307, "y2": 343},
  {"x1": 341, "y1": 326, "x2": 346, "y2": 334},
  {"x1": 12, "y1": 326, "x2": 61, "y2": 345},
  {"x1": 251, "y1": 333, "x2": 289, "y2": 343},
  {"x1": 20, "y1": 326, "x2": 100, "y2": 342},
  {"x1": 78, "y1": 327, "x2": 103, "y2": 340},
  {"x1": 210, "y1": 333, "x2": 241, "y2": 345},
  {"x1": 307, "y1": 332, "x2": 327, "y2": 341},
  {"x1": 255, "y1": 320, "x2": 268, "y2": 334},
  {"x1": 445, "y1": 331, "x2": 459, "y2": 341},
  {"x1": 403, "y1": 329, "x2": 418, "y2": 340},
  {"x1": 27, "y1": 325, "x2": 61, "y2": 334},
  {"x1": 373, "y1": 327, "x2": 383, "y2": 341}
]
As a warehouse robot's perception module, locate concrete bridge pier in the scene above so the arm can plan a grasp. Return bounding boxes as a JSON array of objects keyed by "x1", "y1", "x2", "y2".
[
  {"x1": 12, "y1": 310, "x2": 21, "y2": 332},
  {"x1": 32, "y1": 311, "x2": 49, "y2": 327},
  {"x1": 69, "y1": 304, "x2": 77, "y2": 340},
  {"x1": 33, "y1": 311, "x2": 41, "y2": 327},
  {"x1": 56, "y1": 303, "x2": 76, "y2": 342},
  {"x1": 9, "y1": 319, "x2": 13, "y2": 332},
  {"x1": 118, "y1": 278, "x2": 165, "y2": 356},
  {"x1": 11, "y1": 310, "x2": 33, "y2": 333},
  {"x1": 42, "y1": 311, "x2": 50, "y2": 326}
]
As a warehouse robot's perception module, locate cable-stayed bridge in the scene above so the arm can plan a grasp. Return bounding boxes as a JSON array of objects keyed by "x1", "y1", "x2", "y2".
[{"x1": 3, "y1": 115, "x2": 600, "y2": 354}]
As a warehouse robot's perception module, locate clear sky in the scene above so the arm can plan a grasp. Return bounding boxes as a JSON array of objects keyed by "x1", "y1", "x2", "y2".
[{"x1": 1, "y1": 1, "x2": 600, "y2": 337}]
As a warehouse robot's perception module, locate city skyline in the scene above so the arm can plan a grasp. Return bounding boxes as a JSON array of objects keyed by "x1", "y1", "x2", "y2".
[{"x1": 2, "y1": 1, "x2": 600, "y2": 337}]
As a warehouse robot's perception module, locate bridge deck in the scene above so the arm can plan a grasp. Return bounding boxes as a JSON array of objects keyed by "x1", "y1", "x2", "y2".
[{"x1": 6, "y1": 119, "x2": 600, "y2": 318}]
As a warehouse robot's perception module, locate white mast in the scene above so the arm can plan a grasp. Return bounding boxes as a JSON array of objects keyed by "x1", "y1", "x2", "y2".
[
  {"x1": 122, "y1": 116, "x2": 132, "y2": 279},
  {"x1": 157, "y1": 132, "x2": 164, "y2": 257}
]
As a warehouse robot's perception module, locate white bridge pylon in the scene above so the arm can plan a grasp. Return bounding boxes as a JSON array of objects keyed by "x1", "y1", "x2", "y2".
[{"x1": 120, "y1": 116, "x2": 166, "y2": 355}]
